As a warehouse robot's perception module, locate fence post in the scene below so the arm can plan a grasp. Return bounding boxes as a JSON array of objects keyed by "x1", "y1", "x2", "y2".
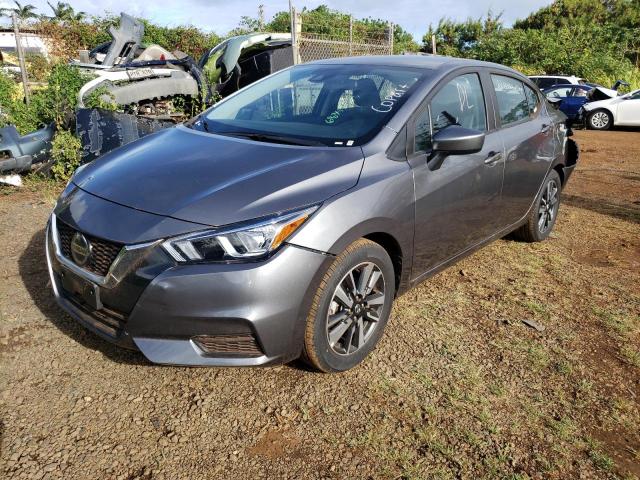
[
  {"x1": 12, "y1": 12, "x2": 31, "y2": 104},
  {"x1": 388, "y1": 22, "x2": 394, "y2": 55},
  {"x1": 290, "y1": 4, "x2": 302, "y2": 64},
  {"x1": 349, "y1": 15, "x2": 353, "y2": 56}
]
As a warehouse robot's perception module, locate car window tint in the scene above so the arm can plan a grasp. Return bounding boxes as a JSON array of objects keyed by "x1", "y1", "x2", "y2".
[
  {"x1": 537, "y1": 78, "x2": 555, "y2": 89},
  {"x1": 414, "y1": 73, "x2": 486, "y2": 153},
  {"x1": 524, "y1": 85, "x2": 541, "y2": 116},
  {"x1": 491, "y1": 75, "x2": 530, "y2": 126}
]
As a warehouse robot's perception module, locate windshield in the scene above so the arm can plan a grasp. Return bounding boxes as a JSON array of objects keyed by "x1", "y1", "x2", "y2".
[{"x1": 198, "y1": 64, "x2": 427, "y2": 147}]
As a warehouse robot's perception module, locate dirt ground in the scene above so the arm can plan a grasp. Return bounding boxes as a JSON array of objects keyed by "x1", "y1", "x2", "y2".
[{"x1": 1, "y1": 129, "x2": 639, "y2": 480}]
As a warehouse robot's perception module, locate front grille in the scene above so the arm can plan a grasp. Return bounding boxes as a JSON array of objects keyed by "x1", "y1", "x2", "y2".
[
  {"x1": 60, "y1": 283, "x2": 127, "y2": 336},
  {"x1": 192, "y1": 334, "x2": 263, "y2": 357},
  {"x1": 57, "y1": 220, "x2": 123, "y2": 277}
]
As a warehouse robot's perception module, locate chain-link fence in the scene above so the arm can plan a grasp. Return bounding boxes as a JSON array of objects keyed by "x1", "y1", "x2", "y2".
[{"x1": 290, "y1": 7, "x2": 393, "y2": 64}]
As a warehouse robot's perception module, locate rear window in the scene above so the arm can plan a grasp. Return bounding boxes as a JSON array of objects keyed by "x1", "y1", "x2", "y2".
[{"x1": 491, "y1": 75, "x2": 530, "y2": 126}]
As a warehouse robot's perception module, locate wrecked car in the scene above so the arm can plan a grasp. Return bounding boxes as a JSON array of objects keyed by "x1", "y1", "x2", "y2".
[
  {"x1": 0, "y1": 123, "x2": 55, "y2": 174},
  {"x1": 582, "y1": 88, "x2": 640, "y2": 130},
  {"x1": 73, "y1": 13, "x2": 293, "y2": 162},
  {"x1": 74, "y1": 13, "x2": 292, "y2": 120}
]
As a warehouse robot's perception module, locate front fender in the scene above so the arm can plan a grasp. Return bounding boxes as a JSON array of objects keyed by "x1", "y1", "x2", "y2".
[{"x1": 287, "y1": 152, "x2": 415, "y2": 291}]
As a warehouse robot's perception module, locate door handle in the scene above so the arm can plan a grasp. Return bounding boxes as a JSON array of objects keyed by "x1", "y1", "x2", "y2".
[{"x1": 484, "y1": 151, "x2": 503, "y2": 166}]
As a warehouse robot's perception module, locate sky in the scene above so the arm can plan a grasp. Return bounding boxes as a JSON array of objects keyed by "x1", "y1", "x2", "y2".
[{"x1": 0, "y1": 0, "x2": 554, "y2": 39}]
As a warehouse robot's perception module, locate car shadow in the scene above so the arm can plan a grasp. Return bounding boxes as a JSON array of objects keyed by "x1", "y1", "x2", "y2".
[
  {"x1": 563, "y1": 194, "x2": 640, "y2": 224},
  {"x1": 18, "y1": 228, "x2": 149, "y2": 366}
]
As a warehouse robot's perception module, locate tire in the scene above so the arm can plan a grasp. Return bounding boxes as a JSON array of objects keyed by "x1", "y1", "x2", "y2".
[
  {"x1": 512, "y1": 170, "x2": 562, "y2": 242},
  {"x1": 302, "y1": 239, "x2": 395, "y2": 373},
  {"x1": 587, "y1": 109, "x2": 612, "y2": 130}
]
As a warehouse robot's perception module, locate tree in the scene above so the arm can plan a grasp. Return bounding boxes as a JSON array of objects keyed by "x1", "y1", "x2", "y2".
[
  {"x1": 46, "y1": 1, "x2": 86, "y2": 22},
  {"x1": 0, "y1": 1, "x2": 38, "y2": 20}
]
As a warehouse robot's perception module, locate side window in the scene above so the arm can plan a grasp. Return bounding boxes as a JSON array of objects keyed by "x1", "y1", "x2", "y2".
[
  {"x1": 547, "y1": 86, "x2": 572, "y2": 98},
  {"x1": 414, "y1": 73, "x2": 486, "y2": 153},
  {"x1": 524, "y1": 85, "x2": 541, "y2": 116},
  {"x1": 537, "y1": 78, "x2": 554, "y2": 90},
  {"x1": 491, "y1": 75, "x2": 530, "y2": 126}
]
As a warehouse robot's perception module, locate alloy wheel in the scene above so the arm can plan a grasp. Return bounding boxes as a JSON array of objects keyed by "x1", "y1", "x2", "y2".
[
  {"x1": 590, "y1": 111, "x2": 610, "y2": 129},
  {"x1": 326, "y1": 262, "x2": 386, "y2": 356},
  {"x1": 538, "y1": 178, "x2": 559, "y2": 233}
]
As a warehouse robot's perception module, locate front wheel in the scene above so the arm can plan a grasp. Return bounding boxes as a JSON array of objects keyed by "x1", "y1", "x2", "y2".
[
  {"x1": 587, "y1": 109, "x2": 612, "y2": 130},
  {"x1": 302, "y1": 239, "x2": 395, "y2": 373},
  {"x1": 512, "y1": 170, "x2": 562, "y2": 242}
]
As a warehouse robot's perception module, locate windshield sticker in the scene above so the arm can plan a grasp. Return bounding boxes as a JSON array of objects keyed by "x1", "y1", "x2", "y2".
[
  {"x1": 325, "y1": 111, "x2": 341, "y2": 124},
  {"x1": 371, "y1": 84, "x2": 410, "y2": 113},
  {"x1": 347, "y1": 140, "x2": 354, "y2": 146}
]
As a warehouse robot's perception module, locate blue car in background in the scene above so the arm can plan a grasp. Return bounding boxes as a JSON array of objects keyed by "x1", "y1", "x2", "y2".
[{"x1": 542, "y1": 84, "x2": 593, "y2": 122}]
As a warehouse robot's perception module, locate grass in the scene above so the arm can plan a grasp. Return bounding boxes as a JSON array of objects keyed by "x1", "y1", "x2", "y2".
[{"x1": 593, "y1": 307, "x2": 640, "y2": 369}]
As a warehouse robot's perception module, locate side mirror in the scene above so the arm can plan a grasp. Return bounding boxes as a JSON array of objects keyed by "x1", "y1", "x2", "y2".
[{"x1": 432, "y1": 126, "x2": 485, "y2": 155}]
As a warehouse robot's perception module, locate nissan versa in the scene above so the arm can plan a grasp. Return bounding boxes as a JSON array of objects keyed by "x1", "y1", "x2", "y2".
[{"x1": 47, "y1": 56, "x2": 578, "y2": 372}]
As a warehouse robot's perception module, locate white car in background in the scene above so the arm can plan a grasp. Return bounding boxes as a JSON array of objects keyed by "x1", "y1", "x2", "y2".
[
  {"x1": 529, "y1": 75, "x2": 587, "y2": 89},
  {"x1": 582, "y1": 89, "x2": 640, "y2": 130}
]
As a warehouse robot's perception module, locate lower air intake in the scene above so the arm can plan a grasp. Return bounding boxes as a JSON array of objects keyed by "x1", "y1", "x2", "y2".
[{"x1": 192, "y1": 333, "x2": 263, "y2": 357}]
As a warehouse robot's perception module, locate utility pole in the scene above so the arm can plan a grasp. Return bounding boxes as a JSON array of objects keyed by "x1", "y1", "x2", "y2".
[
  {"x1": 349, "y1": 15, "x2": 353, "y2": 56},
  {"x1": 258, "y1": 4, "x2": 265, "y2": 31},
  {"x1": 12, "y1": 12, "x2": 30, "y2": 104},
  {"x1": 431, "y1": 34, "x2": 437, "y2": 55}
]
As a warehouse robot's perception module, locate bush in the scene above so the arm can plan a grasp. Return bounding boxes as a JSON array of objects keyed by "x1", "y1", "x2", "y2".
[
  {"x1": 50, "y1": 130, "x2": 81, "y2": 181},
  {"x1": 0, "y1": 63, "x2": 88, "y2": 134}
]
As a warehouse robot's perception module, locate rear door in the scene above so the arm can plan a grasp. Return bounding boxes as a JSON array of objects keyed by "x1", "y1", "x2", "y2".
[
  {"x1": 490, "y1": 73, "x2": 556, "y2": 224},
  {"x1": 409, "y1": 70, "x2": 506, "y2": 278}
]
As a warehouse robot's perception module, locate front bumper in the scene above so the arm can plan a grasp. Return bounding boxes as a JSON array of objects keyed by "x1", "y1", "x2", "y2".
[{"x1": 46, "y1": 217, "x2": 331, "y2": 366}]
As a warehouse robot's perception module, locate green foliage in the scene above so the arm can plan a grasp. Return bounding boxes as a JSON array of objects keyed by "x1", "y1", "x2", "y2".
[
  {"x1": 422, "y1": 1, "x2": 640, "y2": 89},
  {"x1": 50, "y1": 129, "x2": 81, "y2": 181},
  {"x1": 0, "y1": 63, "x2": 86, "y2": 134},
  {"x1": 84, "y1": 86, "x2": 117, "y2": 111},
  {"x1": 141, "y1": 21, "x2": 221, "y2": 61}
]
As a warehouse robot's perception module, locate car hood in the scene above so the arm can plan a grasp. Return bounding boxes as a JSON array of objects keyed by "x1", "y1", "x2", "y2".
[{"x1": 73, "y1": 125, "x2": 365, "y2": 227}]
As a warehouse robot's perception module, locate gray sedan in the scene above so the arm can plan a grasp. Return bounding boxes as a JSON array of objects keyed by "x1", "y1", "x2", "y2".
[{"x1": 47, "y1": 56, "x2": 578, "y2": 372}]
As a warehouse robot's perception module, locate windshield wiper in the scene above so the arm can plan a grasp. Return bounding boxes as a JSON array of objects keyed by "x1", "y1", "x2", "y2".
[{"x1": 217, "y1": 131, "x2": 324, "y2": 147}]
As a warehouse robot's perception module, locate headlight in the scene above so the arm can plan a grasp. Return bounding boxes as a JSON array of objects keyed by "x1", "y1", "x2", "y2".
[{"x1": 162, "y1": 206, "x2": 318, "y2": 263}]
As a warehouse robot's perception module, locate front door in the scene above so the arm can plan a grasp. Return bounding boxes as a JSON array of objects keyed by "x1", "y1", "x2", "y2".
[
  {"x1": 617, "y1": 91, "x2": 640, "y2": 126},
  {"x1": 410, "y1": 72, "x2": 505, "y2": 279}
]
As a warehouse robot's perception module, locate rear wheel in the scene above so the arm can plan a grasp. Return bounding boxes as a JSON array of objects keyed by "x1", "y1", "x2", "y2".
[
  {"x1": 588, "y1": 109, "x2": 612, "y2": 130},
  {"x1": 302, "y1": 239, "x2": 395, "y2": 373},
  {"x1": 512, "y1": 170, "x2": 562, "y2": 242}
]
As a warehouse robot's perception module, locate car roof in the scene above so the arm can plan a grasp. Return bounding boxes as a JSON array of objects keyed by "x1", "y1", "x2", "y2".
[
  {"x1": 545, "y1": 84, "x2": 592, "y2": 90},
  {"x1": 529, "y1": 75, "x2": 581, "y2": 79},
  {"x1": 308, "y1": 54, "x2": 522, "y2": 76}
]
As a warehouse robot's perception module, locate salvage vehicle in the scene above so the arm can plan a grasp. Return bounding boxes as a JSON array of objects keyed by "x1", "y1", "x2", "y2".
[
  {"x1": 543, "y1": 84, "x2": 593, "y2": 122},
  {"x1": 0, "y1": 123, "x2": 55, "y2": 173},
  {"x1": 73, "y1": 13, "x2": 293, "y2": 162},
  {"x1": 74, "y1": 13, "x2": 292, "y2": 121},
  {"x1": 582, "y1": 89, "x2": 640, "y2": 129},
  {"x1": 47, "y1": 56, "x2": 578, "y2": 372}
]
